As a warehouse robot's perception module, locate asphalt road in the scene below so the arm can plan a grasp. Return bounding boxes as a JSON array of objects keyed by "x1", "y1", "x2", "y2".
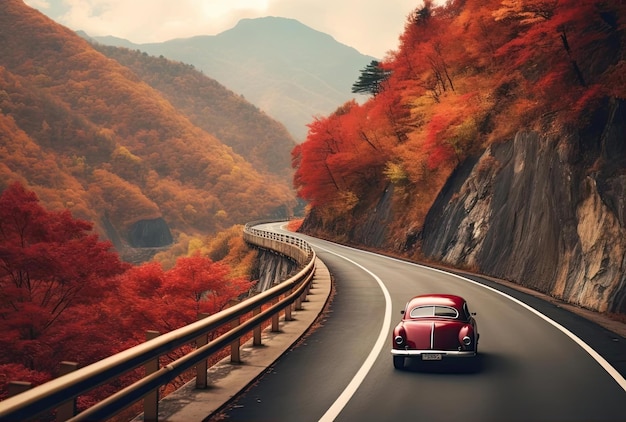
[{"x1": 215, "y1": 225, "x2": 626, "y2": 422}]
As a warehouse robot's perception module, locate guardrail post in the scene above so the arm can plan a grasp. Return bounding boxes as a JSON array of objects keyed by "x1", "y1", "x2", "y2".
[
  {"x1": 285, "y1": 290, "x2": 293, "y2": 321},
  {"x1": 253, "y1": 306, "x2": 262, "y2": 346},
  {"x1": 284, "y1": 299, "x2": 293, "y2": 321},
  {"x1": 299, "y1": 280, "x2": 311, "y2": 307},
  {"x1": 271, "y1": 297, "x2": 280, "y2": 332},
  {"x1": 56, "y1": 361, "x2": 78, "y2": 421},
  {"x1": 7, "y1": 381, "x2": 31, "y2": 397},
  {"x1": 230, "y1": 316, "x2": 241, "y2": 363},
  {"x1": 144, "y1": 330, "x2": 160, "y2": 422},
  {"x1": 196, "y1": 313, "x2": 211, "y2": 388}
]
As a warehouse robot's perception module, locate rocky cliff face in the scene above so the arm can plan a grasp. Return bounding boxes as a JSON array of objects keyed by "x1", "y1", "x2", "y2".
[
  {"x1": 251, "y1": 249, "x2": 299, "y2": 292},
  {"x1": 102, "y1": 215, "x2": 173, "y2": 264},
  {"x1": 300, "y1": 99, "x2": 625, "y2": 314},
  {"x1": 420, "y1": 98, "x2": 625, "y2": 313},
  {"x1": 128, "y1": 218, "x2": 173, "y2": 248}
]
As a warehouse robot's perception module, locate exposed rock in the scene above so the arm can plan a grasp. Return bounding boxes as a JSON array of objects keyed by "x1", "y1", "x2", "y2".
[
  {"x1": 251, "y1": 249, "x2": 299, "y2": 292},
  {"x1": 421, "y1": 99, "x2": 626, "y2": 313},
  {"x1": 299, "y1": 99, "x2": 625, "y2": 314},
  {"x1": 128, "y1": 218, "x2": 173, "y2": 248},
  {"x1": 351, "y1": 185, "x2": 395, "y2": 246},
  {"x1": 101, "y1": 214, "x2": 174, "y2": 264}
]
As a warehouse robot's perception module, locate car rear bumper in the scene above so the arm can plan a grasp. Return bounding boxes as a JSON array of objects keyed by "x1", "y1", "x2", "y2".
[{"x1": 391, "y1": 349, "x2": 476, "y2": 358}]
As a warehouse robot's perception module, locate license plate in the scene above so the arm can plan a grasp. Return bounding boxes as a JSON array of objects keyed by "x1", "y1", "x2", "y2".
[{"x1": 422, "y1": 353, "x2": 442, "y2": 361}]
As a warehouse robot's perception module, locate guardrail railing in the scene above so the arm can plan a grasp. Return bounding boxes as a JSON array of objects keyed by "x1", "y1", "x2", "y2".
[
  {"x1": 0, "y1": 223, "x2": 316, "y2": 421},
  {"x1": 243, "y1": 222, "x2": 312, "y2": 266}
]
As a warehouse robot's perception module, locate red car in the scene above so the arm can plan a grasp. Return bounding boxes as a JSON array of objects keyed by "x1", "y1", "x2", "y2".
[{"x1": 391, "y1": 294, "x2": 479, "y2": 369}]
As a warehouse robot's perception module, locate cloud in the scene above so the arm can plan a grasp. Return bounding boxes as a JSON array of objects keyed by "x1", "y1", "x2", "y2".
[{"x1": 55, "y1": 0, "x2": 239, "y2": 42}]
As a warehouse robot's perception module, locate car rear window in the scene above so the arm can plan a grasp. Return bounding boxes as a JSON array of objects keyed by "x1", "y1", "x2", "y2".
[{"x1": 409, "y1": 305, "x2": 459, "y2": 319}]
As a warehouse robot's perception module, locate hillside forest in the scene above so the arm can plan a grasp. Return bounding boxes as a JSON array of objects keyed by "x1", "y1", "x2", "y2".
[
  {"x1": 88, "y1": 43, "x2": 296, "y2": 181},
  {"x1": 0, "y1": 0, "x2": 297, "y2": 263},
  {"x1": 0, "y1": 0, "x2": 297, "y2": 405},
  {"x1": 294, "y1": 0, "x2": 625, "y2": 258}
]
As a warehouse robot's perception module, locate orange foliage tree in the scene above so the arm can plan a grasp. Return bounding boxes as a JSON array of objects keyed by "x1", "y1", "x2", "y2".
[
  {"x1": 0, "y1": 0, "x2": 297, "y2": 244},
  {"x1": 293, "y1": 0, "x2": 626, "y2": 235}
]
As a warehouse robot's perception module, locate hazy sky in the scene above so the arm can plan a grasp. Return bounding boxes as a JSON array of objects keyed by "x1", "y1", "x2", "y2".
[{"x1": 23, "y1": 0, "x2": 429, "y2": 59}]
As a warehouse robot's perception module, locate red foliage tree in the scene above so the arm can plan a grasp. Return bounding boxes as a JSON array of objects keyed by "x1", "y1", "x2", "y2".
[
  {"x1": 293, "y1": 115, "x2": 343, "y2": 207},
  {"x1": 164, "y1": 254, "x2": 250, "y2": 319},
  {"x1": 493, "y1": 0, "x2": 620, "y2": 112},
  {"x1": 0, "y1": 182, "x2": 129, "y2": 395},
  {"x1": 0, "y1": 183, "x2": 255, "y2": 402},
  {"x1": 113, "y1": 254, "x2": 253, "y2": 338}
]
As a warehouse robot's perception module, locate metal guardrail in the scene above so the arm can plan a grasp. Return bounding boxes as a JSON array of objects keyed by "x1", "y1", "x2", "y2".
[
  {"x1": 243, "y1": 222, "x2": 312, "y2": 265},
  {"x1": 0, "y1": 223, "x2": 316, "y2": 421}
]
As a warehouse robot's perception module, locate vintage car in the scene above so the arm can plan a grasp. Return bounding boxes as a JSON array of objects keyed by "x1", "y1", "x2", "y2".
[{"x1": 391, "y1": 294, "x2": 479, "y2": 369}]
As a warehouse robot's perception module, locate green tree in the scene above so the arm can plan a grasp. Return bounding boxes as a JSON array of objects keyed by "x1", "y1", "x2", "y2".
[{"x1": 351, "y1": 60, "x2": 392, "y2": 96}]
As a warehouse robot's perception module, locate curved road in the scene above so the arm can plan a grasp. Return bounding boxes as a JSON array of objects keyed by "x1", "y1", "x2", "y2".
[{"x1": 215, "y1": 224, "x2": 626, "y2": 421}]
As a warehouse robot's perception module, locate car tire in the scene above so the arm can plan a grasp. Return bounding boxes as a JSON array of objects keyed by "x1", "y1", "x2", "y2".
[{"x1": 393, "y1": 356, "x2": 404, "y2": 370}]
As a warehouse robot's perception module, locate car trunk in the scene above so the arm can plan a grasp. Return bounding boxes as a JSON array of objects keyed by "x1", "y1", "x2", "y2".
[{"x1": 403, "y1": 320, "x2": 464, "y2": 350}]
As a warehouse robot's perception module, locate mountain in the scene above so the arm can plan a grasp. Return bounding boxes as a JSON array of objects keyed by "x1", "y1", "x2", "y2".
[
  {"x1": 0, "y1": 0, "x2": 296, "y2": 260},
  {"x1": 88, "y1": 17, "x2": 376, "y2": 141},
  {"x1": 294, "y1": 0, "x2": 626, "y2": 315}
]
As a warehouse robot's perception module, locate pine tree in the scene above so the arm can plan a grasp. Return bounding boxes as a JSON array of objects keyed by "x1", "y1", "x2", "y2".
[{"x1": 351, "y1": 60, "x2": 392, "y2": 96}]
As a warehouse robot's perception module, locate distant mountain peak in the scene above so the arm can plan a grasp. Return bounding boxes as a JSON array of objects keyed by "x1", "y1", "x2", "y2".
[
  {"x1": 218, "y1": 16, "x2": 341, "y2": 50},
  {"x1": 87, "y1": 16, "x2": 375, "y2": 141},
  {"x1": 236, "y1": 16, "x2": 302, "y2": 27}
]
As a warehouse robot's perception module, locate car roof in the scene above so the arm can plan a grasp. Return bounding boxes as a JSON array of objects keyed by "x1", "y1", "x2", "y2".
[{"x1": 406, "y1": 294, "x2": 466, "y2": 310}]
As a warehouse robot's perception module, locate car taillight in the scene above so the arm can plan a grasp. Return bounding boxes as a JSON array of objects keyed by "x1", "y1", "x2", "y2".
[
  {"x1": 459, "y1": 325, "x2": 474, "y2": 349},
  {"x1": 394, "y1": 326, "x2": 406, "y2": 347}
]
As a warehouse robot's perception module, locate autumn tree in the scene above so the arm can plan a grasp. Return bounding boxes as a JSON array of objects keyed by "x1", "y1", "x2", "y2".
[
  {"x1": 164, "y1": 254, "x2": 248, "y2": 316},
  {"x1": 492, "y1": 0, "x2": 557, "y2": 24},
  {"x1": 293, "y1": 115, "x2": 343, "y2": 207},
  {"x1": 0, "y1": 184, "x2": 255, "y2": 399},
  {"x1": 394, "y1": 1, "x2": 458, "y2": 103},
  {"x1": 493, "y1": 0, "x2": 619, "y2": 104},
  {"x1": 113, "y1": 254, "x2": 253, "y2": 337},
  {"x1": 0, "y1": 182, "x2": 129, "y2": 390}
]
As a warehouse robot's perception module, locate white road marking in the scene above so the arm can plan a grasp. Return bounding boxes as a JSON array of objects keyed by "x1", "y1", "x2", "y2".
[
  {"x1": 402, "y1": 260, "x2": 626, "y2": 392},
  {"x1": 312, "y1": 243, "x2": 393, "y2": 422},
  {"x1": 317, "y1": 238, "x2": 626, "y2": 393},
  {"x1": 275, "y1": 225, "x2": 626, "y2": 421}
]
